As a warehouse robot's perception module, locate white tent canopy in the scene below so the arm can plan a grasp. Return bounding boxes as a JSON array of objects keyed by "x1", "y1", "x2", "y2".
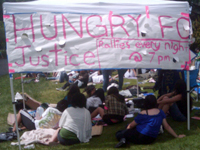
[
  {"x1": 3, "y1": 0, "x2": 194, "y2": 73},
  {"x1": 3, "y1": 0, "x2": 193, "y2": 149},
  {"x1": 3, "y1": 0, "x2": 189, "y2": 14}
]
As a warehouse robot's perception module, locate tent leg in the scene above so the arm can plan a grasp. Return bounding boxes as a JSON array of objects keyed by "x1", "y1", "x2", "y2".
[
  {"x1": 136, "y1": 69, "x2": 139, "y2": 97},
  {"x1": 9, "y1": 74, "x2": 22, "y2": 150},
  {"x1": 21, "y1": 73, "x2": 25, "y2": 110},
  {"x1": 187, "y1": 70, "x2": 190, "y2": 130}
]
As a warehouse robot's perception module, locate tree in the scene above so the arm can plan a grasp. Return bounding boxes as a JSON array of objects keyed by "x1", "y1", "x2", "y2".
[{"x1": 190, "y1": 1, "x2": 200, "y2": 50}]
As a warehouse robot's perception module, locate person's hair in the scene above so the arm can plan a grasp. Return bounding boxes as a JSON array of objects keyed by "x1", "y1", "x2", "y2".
[
  {"x1": 67, "y1": 84, "x2": 80, "y2": 99},
  {"x1": 40, "y1": 103, "x2": 49, "y2": 110},
  {"x1": 173, "y1": 79, "x2": 187, "y2": 99},
  {"x1": 56, "y1": 99, "x2": 68, "y2": 112},
  {"x1": 71, "y1": 93, "x2": 86, "y2": 108},
  {"x1": 85, "y1": 85, "x2": 96, "y2": 97},
  {"x1": 107, "y1": 86, "x2": 119, "y2": 96},
  {"x1": 93, "y1": 88, "x2": 105, "y2": 103},
  {"x1": 107, "y1": 86, "x2": 124, "y2": 102},
  {"x1": 144, "y1": 95, "x2": 157, "y2": 110}
]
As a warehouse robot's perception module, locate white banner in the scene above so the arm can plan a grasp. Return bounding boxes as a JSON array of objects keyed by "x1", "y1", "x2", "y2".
[{"x1": 3, "y1": 3, "x2": 193, "y2": 73}]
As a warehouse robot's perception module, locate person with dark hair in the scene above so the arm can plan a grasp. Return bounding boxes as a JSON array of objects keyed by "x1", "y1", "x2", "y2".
[
  {"x1": 45, "y1": 93, "x2": 92, "y2": 145},
  {"x1": 13, "y1": 85, "x2": 82, "y2": 132},
  {"x1": 157, "y1": 79, "x2": 192, "y2": 121},
  {"x1": 84, "y1": 85, "x2": 105, "y2": 112},
  {"x1": 115, "y1": 95, "x2": 185, "y2": 148},
  {"x1": 12, "y1": 103, "x2": 49, "y2": 132},
  {"x1": 12, "y1": 98, "x2": 76, "y2": 132},
  {"x1": 62, "y1": 84, "x2": 80, "y2": 108},
  {"x1": 91, "y1": 86, "x2": 128, "y2": 125}
]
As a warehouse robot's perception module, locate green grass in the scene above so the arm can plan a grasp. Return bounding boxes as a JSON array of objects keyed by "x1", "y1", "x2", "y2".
[{"x1": 0, "y1": 73, "x2": 200, "y2": 150}]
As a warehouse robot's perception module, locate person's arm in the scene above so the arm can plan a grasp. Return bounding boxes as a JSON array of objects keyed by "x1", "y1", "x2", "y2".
[
  {"x1": 132, "y1": 69, "x2": 137, "y2": 77},
  {"x1": 157, "y1": 94, "x2": 182, "y2": 104},
  {"x1": 59, "y1": 110, "x2": 67, "y2": 128},
  {"x1": 162, "y1": 118, "x2": 185, "y2": 138},
  {"x1": 127, "y1": 120, "x2": 137, "y2": 129},
  {"x1": 157, "y1": 92, "x2": 174, "y2": 102}
]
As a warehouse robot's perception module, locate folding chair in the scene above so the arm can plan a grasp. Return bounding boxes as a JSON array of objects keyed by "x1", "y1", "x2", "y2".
[{"x1": 184, "y1": 69, "x2": 199, "y2": 102}]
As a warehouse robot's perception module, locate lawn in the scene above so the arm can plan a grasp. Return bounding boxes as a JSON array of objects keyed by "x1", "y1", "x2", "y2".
[{"x1": 0, "y1": 73, "x2": 200, "y2": 150}]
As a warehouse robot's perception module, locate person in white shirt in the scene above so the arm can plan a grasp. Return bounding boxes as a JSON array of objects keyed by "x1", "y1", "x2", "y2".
[
  {"x1": 84, "y1": 85, "x2": 105, "y2": 113},
  {"x1": 46, "y1": 93, "x2": 92, "y2": 145},
  {"x1": 124, "y1": 69, "x2": 137, "y2": 78}
]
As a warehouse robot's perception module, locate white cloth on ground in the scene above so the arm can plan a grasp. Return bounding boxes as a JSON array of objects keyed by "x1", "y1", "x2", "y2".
[
  {"x1": 59, "y1": 107, "x2": 92, "y2": 143},
  {"x1": 11, "y1": 128, "x2": 56, "y2": 145}
]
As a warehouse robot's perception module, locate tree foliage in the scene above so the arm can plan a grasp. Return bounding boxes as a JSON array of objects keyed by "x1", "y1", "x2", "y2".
[{"x1": 190, "y1": 16, "x2": 200, "y2": 50}]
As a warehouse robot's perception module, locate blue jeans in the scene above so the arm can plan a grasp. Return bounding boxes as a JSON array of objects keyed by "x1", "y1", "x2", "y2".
[
  {"x1": 169, "y1": 103, "x2": 187, "y2": 122},
  {"x1": 195, "y1": 61, "x2": 200, "y2": 70},
  {"x1": 46, "y1": 76, "x2": 59, "y2": 80},
  {"x1": 102, "y1": 69, "x2": 126, "y2": 92}
]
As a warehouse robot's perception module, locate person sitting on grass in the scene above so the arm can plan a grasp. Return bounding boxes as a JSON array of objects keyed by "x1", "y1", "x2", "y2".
[
  {"x1": 60, "y1": 84, "x2": 80, "y2": 108},
  {"x1": 157, "y1": 79, "x2": 192, "y2": 122},
  {"x1": 12, "y1": 101, "x2": 66, "y2": 132},
  {"x1": 45, "y1": 93, "x2": 92, "y2": 145},
  {"x1": 12, "y1": 85, "x2": 80, "y2": 132},
  {"x1": 56, "y1": 70, "x2": 88, "y2": 91},
  {"x1": 115, "y1": 95, "x2": 185, "y2": 148},
  {"x1": 84, "y1": 85, "x2": 105, "y2": 113},
  {"x1": 91, "y1": 86, "x2": 128, "y2": 125}
]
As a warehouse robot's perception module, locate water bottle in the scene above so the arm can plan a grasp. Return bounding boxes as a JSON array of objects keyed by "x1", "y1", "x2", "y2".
[
  {"x1": 37, "y1": 74, "x2": 40, "y2": 80},
  {"x1": 128, "y1": 100, "x2": 134, "y2": 113},
  {"x1": 24, "y1": 144, "x2": 35, "y2": 149},
  {"x1": 35, "y1": 106, "x2": 44, "y2": 120}
]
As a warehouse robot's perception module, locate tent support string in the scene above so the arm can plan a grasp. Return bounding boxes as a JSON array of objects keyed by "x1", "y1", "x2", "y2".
[
  {"x1": 21, "y1": 73, "x2": 25, "y2": 110},
  {"x1": 187, "y1": 70, "x2": 190, "y2": 130},
  {"x1": 9, "y1": 74, "x2": 21, "y2": 150}
]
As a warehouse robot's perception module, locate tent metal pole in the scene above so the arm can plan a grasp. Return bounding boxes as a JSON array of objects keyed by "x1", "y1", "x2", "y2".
[
  {"x1": 187, "y1": 70, "x2": 190, "y2": 130},
  {"x1": 21, "y1": 73, "x2": 25, "y2": 110},
  {"x1": 136, "y1": 69, "x2": 139, "y2": 97},
  {"x1": 9, "y1": 74, "x2": 21, "y2": 150}
]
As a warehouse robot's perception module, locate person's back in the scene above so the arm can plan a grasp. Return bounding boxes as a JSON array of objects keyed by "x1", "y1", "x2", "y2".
[
  {"x1": 115, "y1": 95, "x2": 185, "y2": 148},
  {"x1": 105, "y1": 94, "x2": 128, "y2": 117},
  {"x1": 60, "y1": 107, "x2": 91, "y2": 142},
  {"x1": 86, "y1": 96, "x2": 102, "y2": 109},
  {"x1": 135, "y1": 109, "x2": 165, "y2": 138},
  {"x1": 58, "y1": 93, "x2": 92, "y2": 144}
]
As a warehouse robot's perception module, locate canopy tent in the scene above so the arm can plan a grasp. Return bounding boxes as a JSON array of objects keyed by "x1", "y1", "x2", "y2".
[{"x1": 3, "y1": 0, "x2": 195, "y2": 149}]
